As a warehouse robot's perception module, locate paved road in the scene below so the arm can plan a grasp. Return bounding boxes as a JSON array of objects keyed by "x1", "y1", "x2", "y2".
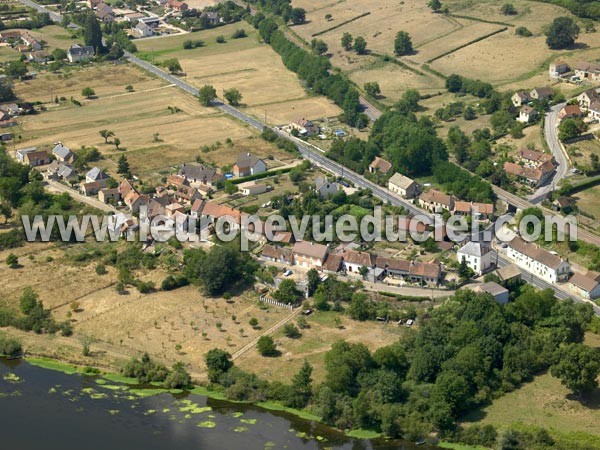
[{"x1": 528, "y1": 102, "x2": 570, "y2": 204}]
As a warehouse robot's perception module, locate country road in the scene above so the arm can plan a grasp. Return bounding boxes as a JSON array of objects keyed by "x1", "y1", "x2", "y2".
[
  {"x1": 45, "y1": 180, "x2": 117, "y2": 213},
  {"x1": 528, "y1": 102, "x2": 571, "y2": 204}
]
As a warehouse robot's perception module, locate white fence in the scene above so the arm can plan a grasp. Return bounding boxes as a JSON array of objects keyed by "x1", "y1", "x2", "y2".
[{"x1": 260, "y1": 294, "x2": 294, "y2": 310}]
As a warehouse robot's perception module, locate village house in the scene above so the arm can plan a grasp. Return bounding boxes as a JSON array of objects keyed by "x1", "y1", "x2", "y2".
[
  {"x1": 511, "y1": 91, "x2": 531, "y2": 108},
  {"x1": 408, "y1": 261, "x2": 442, "y2": 286},
  {"x1": 517, "y1": 105, "x2": 538, "y2": 123},
  {"x1": 505, "y1": 236, "x2": 570, "y2": 283},
  {"x1": 135, "y1": 21, "x2": 154, "y2": 38},
  {"x1": 388, "y1": 172, "x2": 419, "y2": 199},
  {"x1": 588, "y1": 100, "x2": 600, "y2": 121},
  {"x1": 529, "y1": 87, "x2": 554, "y2": 101},
  {"x1": 292, "y1": 241, "x2": 329, "y2": 268},
  {"x1": 166, "y1": 0, "x2": 188, "y2": 11},
  {"x1": 200, "y1": 11, "x2": 222, "y2": 25},
  {"x1": 290, "y1": 118, "x2": 319, "y2": 136},
  {"x1": 503, "y1": 161, "x2": 555, "y2": 187},
  {"x1": 549, "y1": 61, "x2": 569, "y2": 78},
  {"x1": 0, "y1": 31, "x2": 21, "y2": 43},
  {"x1": 558, "y1": 104, "x2": 585, "y2": 121},
  {"x1": 496, "y1": 264, "x2": 522, "y2": 284},
  {"x1": 16, "y1": 147, "x2": 50, "y2": 166},
  {"x1": 233, "y1": 153, "x2": 266, "y2": 178},
  {"x1": 98, "y1": 187, "x2": 120, "y2": 204},
  {"x1": 342, "y1": 249, "x2": 373, "y2": 275},
  {"x1": 518, "y1": 148, "x2": 555, "y2": 167},
  {"x1": 418, "y1": 189, "x2": 454, "y2": 213},
  {"x1": 190, "y1": 198, "x2": 205, "y2": 219},
  {"x1": 21, "y1": 32, "x2": 42, "y2": 51},
  {"x1": 27, "y1": 51, "x2": 49, "y2": 63},
  {"x1": 368, "y1": 156, "x2": 392, "y2": 175},
  {"x1": 46, "y1": 160, "x2": 77, "y2": 182},
  {"x1": 574, "y1": 62, "x2": 600, "y2": 82},
  {"x1": 314, "y1": 176, "x2": 340, "y2": 199},
  {"x1": 80, "y1": 180, "x2": 106, "y2": 196},
  {"x1": 453, "y1": 201, "x2": 494, "y2": 220},
  {"x1": 67, "y1": 44, "x2": 94, "y2": 63},
  {"x1": 86, "y1": 167, "x2": 109, "y2": 183},
  {"x1": 323, "y1": 253, "x2": 343, "y2": 273},
  {"x1": 577, "y1": 88, "x2": 600, "y2": 109},
  {"x1": 473, "y1": 281, "x2": 509, "y2": 304},
  {"x1": 261, "y1": 244, "x2": 294, "y2": 265},
  {"x1": 457, "y1": 241, "x2": 494, "y2": 275},
  {"x1": 568, "y1": 272, "x2": 600, "y2": 300},
  {"x1": 95, "y1": 3, "x2": 114, "y2": 22},
  {"x1": 200, "y1": 201, "x2": 242, "y2": 228},
  {"x1": 238, "y1": 180, "x2": 269, "y2": 196},
  {"x1": 123, "y1": 12, "x2": 147, "y2": 23},
  {"x1": 52, "y1": 143, "x2": 74, "y2": 163},
  {"x1": 376, "y1": 256, "x2": 411, "y2": 279},
  {"x1": 165, "y1": 202, "x2": 185, "y2": 218},
  {"x1": 178, "y1": 163, "x2": 223, "y2": 186},
  {"x1": 86, "y1": 0, "x2": 103, "y2": 8},
  {"x1": 0, "y1": 103, "x2": 19, "y2": 117}
]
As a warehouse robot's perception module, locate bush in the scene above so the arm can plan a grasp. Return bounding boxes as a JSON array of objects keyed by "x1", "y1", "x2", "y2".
[
  {"x1": 95, "y1": 263, "x2": 107, "y2": 275},
  {"x1": 283, "y1": 323, "x2": 301, "y2": 338},
  {"x1": 257, "y1": 335, "x2": 277, "y2": 356},
  {"x1": 0, "y1": 334, "x2": 22, "y2": 357},
  {"x1": 232, "y1": 28, "x2": 247, "y2": 39}
]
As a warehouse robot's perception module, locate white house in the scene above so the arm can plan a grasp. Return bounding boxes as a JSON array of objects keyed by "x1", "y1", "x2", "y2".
[
  {"x1": 457, "y1": 241, "x2": 494, "y2": 276},
  {"x1": 517, "y1": 105, "x2": 538, "y2": 123},
  {"x1": 233, "y1": 153, "x2": 266, "y2": 178},
  {"x1": 388, "y1": 172, "x2": 419, "y2": 199},
  {"x1": 568, "y1": 272, "x2": 600, "y2": 300},
  {"x1": 292, "y1": 241, "x2": 329, "y2": 268},
  {"x1": 67, "y1": 44, "x2": 94, "y2": 63},
  {"x1": 314, "y1": 176, "x2": 340, "y2": 199},
  {"x1": 135, "y1": 21, "x2": 154, "y2": 38},
  {"x1": 238, "y1": 181, "x2": 269, "y2": 196},
  {"x1": 549, "y1": 61, "x2": 569, "y2": 78},
  {"x1": 506, "y1": 236, "x2": 570, "y2": 284},
  {"x1": 342, "y1": 249, "x2": 373, "y2": 275}
]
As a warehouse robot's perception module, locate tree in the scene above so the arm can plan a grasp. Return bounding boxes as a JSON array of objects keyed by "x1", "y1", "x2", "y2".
[
  {"x1": 205, "y1": 348, "x2": 233, "y2": 382},
  {"x1": 163, "y1": 58, "x2": 182, "y2": 74},
  {"x1": 198, "y1": 84, "x2": 217, "y2": 106},
  {"x1": 5, "y1": 60, "x2": 27, "y2": 79},
  {"x1": 290, "y1": 7, "x2": 306, "y2": 25},
  {"x1": 273, "y1": 279, "x2": 302, "y2": 304},
  {"x1": 364, "y1": 81, "x2": 381, "y2": 98},
  {"x1": 99, "y1": 129, "x2": 114, "y2": 144},
  {"x1": 551, "y1": 343, "x2": 600, "y2": 395},
  {"x1": 113, "y1": 137, "x2": 121, "y2": 150},
  {"x1": 358, "y1": 265, "x2": 369, "y2": 279},
  {"x1": 51, "y1": 48, "x2": 67, "y2": 61},
  {"x1": 249, "y1": 317, "x2": 259, "y2": 329},
  {"x1": 291, "y1": 359, "x2": 313, "y2": 406},
  {"x1": 353, "y1": 36, "x2": 367, "y2": 54},
  {"x1": 283, "y1": 322, "x2": 301, "y2": 339},
  {"x1": 348, "y1": 292, "x2": 376, "y2": 321},
  {"x1": 224, "y1": 88, "x2": 242, "y2": 106},
  {"x1": 341, "y1": 32, "x2": 353, "y2": 50},
  {"x1": 458, "y1": 258, "x2": 475, "y2": 281},
  {"x1": 216, "y1": 35, "x2": 225, "y2": 44},
  {"x1": 6, "y1": 253, "x2": 18, "y2": 268},
  {"x1": 559, "y1": 117, "x2": 587, "y2": 141},
  {"x1": 311, "y1": 38, "x2": 328, "y2": 55},
  {"x1": 257, "y1": 335, "x2": 277, "y2": 356},
  {"x1": 546, "y1": 17, "x2": 580, "y2": 49},
  {"x1": 117, "y1": 154, "x2": 131, "y2": 177},
  {"x1": 81, "y1": 87, "x2": 95, "y2": 98},
  {"x1": 500, "y1": 3, "x2": 517, "y2": 15},
  {"x1": 83, "y1": 12, "x2": 103, "y2": 54},
  {"x1": 515, "y1": 26, "x2": 533, "y2": 37},
  {"x1": 394, "y1": 31, "x2": 413, "y2": 56},
  {"x1": 307, "y1": 268, "x2": 320, "y2": 297},
  {"x1": 428, "y1": 0, "x2": 442, "y2": 12},
  {"x1": 164, "y1": 362, "x2": 191, "y2": 389},
  {"x1": 19, "y1": 286, "x2": 39, "y2": 315}
]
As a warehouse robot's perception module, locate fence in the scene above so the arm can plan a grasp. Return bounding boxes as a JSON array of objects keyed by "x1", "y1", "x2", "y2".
[{"x1": 260, "y1": 294, "x2": 294, "y2": 310}]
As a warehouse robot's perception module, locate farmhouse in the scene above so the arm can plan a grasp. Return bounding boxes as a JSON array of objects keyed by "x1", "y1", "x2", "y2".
[
  {"x1": 233, "y1": 153, "x2": 266, "y2": 177},
  {"x1": 517, "y1": 105, "x2": 538, "y2": 123},
  {"x1": 98, "y1": 187, "x2": 120, "y2": 204},
  {"x1": 0, "y1": 31, "x2": 21, "y2": 42},
  {"x1": 16, "y1": 147, "x2": 50, "y2": 166},
  {"x1": 292, "y1": 241, "x2": 329, "y2": 268},
  {"x1": 474, "y1": 281, "x2": 509, "y2": 304},
  {"x1": 574, "y1": 62, "x2": 600, "y2": 82},
  {"x1": 261, "y1": 244, "x2": 294, "y2": 265},
  {"x1": 505, "y1": 236, "x2": 570, "y2": 283},
  {"x1": 549, "y1": 61, "x2": 569, "y2": 78},
  {"x1": 518, "y1": 149, "x2": 554, "y2": 167},
  {"x1": 21, "y1": 32, "x2": 42, "y2": 51},
  {"x1": 568, "y1": 272, "x2": 600, "y2": 300},
  {"x1": 52, "y1": 143, "x2": 74, "y2": 163},
  {"x1": 376, "y1": 256, "x2": 411, "y2": 278},
  {"x1": 511, "y1": 91, "x2": 530, "y2": 107},
  {"x1": 135, "y1": 21, "x2": 154, "y2": 38},
  {"x1": 457, "y1": 241, "x2": 494, "y2": 275},
  {"x1": 46, "y1": 161, "x2": 77, "y2": 182},
  {"x1": 67, "y1": 44, "x2": 94, "y2": 63},
  {"x1": 80, "y1": 180, "x2": 106, "y2": 196},
  {"x1": 179, "y1": 163, "x2": 222, "y2": 186},
  {"x1": 577, "y1": 89, "x2": 600, "y2": 109},
  {"x1": 529, "y1": 87, "x2": 553, "y2": 101},
  {"x1": 368, "y1": 156, "x2": 392, "y2": 175},
  {"x1": 408, "y1": 261, "x2": 442, "y2": 286},
  {"x1": 323, "y1": 254, "x2": 343, "y2": 273},
  {"x1": 503, "y1": 161, "x2": 554, "y2": 187},
  {"x1": 342, "y1": 249, "x2": 373, "y2": 274},
  {"x1": 558, "y1": 104, "x2": 585, "y2": 121},
  {"x1": 27, "y1": 51, "x2": 49, "y2": 63},
  {"x1": 86, "y1": 167, "x2": 109, "y2": 183},
  {"x1": 314, "y1": 176, "x2": 340, "y2": 199},
  {"x1": 453, "y1": 201, "x2": 494, "y2": 219},
  {"x1": 418, "y1": 189, "x2": 454, "y2": 213},
  {"x1": 290, "y1": 118, "x2": 319, "y2": 136},
  {"x1": 388, "y1": 172, "x2": 419, "y2": 199}
]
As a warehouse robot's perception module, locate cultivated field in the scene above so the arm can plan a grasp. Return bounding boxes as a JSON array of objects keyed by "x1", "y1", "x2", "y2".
[
  {"x1": 12, "y1": 64, "x2": 295, "y2": 180},
  {"x1": 135, "y1": 23, "x2": 342, "y2": 125}
]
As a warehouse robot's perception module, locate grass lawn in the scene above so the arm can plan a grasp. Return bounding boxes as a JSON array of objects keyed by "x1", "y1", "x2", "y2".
[{"x1": 574, "y1": 184, "x2": 600, "y2": 220}]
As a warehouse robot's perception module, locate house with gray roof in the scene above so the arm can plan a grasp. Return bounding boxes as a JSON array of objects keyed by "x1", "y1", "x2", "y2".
[
  {"x1": 178, "y1": 163, "x2": 223, "y2": 186},
  {"x1": 52, "y1": 143, "x2": 74, "y2": 163},
  {"x1": 86, "y1": 167, "x2": 109, "y2": 183},
  {"x1": 233, "y1": 152, "x2": 266, "y2": 177},
  {"x1": 67, "y1": 44, "x2": 94, "y2": 63}
]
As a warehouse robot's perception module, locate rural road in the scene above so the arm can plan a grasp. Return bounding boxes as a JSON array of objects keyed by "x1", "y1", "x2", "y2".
[
  {"x1": 45, "y1": 180, "x2": 117, "y2": 213},
  {"x1": 529, "y1": 102, "x2": 570, "y2": 204}
]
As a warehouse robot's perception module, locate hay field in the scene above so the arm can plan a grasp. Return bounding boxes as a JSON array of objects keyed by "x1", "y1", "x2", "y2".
[
  {"x1": 236, "y1": 310, "x2": 405, "y2": 383},
  {"x1": 136, "y1": 23, "x2": 342, "y2": 124},
  {"x1": 13, "y1": 64, "x2": 293, "y2": 179}
]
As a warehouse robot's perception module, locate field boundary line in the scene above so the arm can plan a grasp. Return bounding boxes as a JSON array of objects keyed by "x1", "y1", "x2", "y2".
[
  {"x1": 448, "y1": 13, "x2": 515, "y2": 27},
  {"x1": 426, "y1": 27, "x2": 508, "y2": 63},
  {"x1": 311, "y1": 12, "x2": 371, "y2": 37}
]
